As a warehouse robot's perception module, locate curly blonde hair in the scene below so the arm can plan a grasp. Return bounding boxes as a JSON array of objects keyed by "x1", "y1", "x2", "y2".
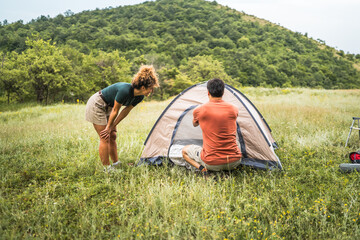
[{"x1": 131, "y1": 65, "x2": 159, "y2": 89}]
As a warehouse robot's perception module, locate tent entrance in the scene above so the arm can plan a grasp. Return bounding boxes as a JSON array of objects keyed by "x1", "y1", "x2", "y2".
[{"x1": 168, "y1": 106, "x2": 203, "y2": 167}]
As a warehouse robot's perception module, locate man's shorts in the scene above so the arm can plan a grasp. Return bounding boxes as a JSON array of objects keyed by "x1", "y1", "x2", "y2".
[
  {"x1": 185, "y1": 145, "x2": 242, "y2": 171},
  {"x1": 85, "y1": 92, "x2": 112, "y2": 125}
]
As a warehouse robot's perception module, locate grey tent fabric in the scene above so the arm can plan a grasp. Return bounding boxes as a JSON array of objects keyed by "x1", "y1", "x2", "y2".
[{"x1": 139, "y1": 82, "x2": 282, "y2": 170}]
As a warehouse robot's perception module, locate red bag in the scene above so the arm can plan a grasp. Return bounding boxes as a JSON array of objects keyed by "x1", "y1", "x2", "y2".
[{"x1": 349, "y1": 151, "x2": 360, "y2": 163}]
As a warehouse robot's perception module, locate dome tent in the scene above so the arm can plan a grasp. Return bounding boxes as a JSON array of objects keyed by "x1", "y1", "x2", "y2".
[{"x1": 138, "y1": 82, "x2": 282, "y2": 170}]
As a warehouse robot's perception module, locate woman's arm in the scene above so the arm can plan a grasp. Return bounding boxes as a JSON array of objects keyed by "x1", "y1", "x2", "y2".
[
  {"x1": 111, "y1": 105, "x2": 134, "y2": 127},
  {"x1": 100, "y1": 103, "x2": 134, "y2": 140},
  {"x1": 100, "y1": 100, "x2": 122, "y2": 140}
]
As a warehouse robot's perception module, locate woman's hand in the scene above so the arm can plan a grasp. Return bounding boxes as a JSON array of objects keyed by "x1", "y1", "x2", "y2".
[{"x1": 100, "y1": 128, "x2": 111, "y2": 140}]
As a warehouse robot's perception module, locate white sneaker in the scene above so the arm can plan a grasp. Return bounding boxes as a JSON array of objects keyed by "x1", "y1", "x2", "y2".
[
  {"x1": 112, "y1": 161, "x2": 121, "y2": 169},
  {"x1": 104, "y1": 165, "x2": 116, "y2": 173}
]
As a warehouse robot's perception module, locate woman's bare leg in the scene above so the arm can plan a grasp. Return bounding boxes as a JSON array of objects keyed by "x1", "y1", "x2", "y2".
[
  {"x1": 109, "y1": 128, "x2": 119, "y2": 164},
  {"x1": 93, "y1": 124, "x2": 110, "y2": 166}
]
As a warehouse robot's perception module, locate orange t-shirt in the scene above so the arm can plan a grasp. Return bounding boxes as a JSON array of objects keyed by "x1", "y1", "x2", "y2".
[{"x1": 193, "y1": 99, "x2": 242, "y2": 165}]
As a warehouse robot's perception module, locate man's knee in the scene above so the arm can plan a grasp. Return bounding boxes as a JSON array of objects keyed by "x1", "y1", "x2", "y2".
[{"x1": 182, "y1": 145, "x2": 190, "y2": 157}]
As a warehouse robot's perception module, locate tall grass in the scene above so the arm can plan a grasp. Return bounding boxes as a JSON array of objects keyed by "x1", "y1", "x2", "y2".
[{"x1": 1, "y1": 88, "x2": 360, "y2": 239}]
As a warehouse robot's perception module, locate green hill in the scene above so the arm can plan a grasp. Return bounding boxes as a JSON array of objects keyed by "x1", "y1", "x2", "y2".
[{"x1": 1, "y1": 0, "x2": 359, "y2": 103}]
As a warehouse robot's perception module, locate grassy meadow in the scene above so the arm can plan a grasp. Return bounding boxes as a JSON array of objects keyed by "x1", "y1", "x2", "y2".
[{"x1": 1, "y1": 87, "x2": 360, "y2": 239}]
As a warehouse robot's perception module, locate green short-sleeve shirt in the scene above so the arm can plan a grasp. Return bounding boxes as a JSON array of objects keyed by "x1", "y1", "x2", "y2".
[{"x1": 101, "y1": 83, "x2": 144, "y2": 107}]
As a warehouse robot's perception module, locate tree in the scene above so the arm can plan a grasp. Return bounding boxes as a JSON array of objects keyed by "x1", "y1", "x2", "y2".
[
  {"x1": 80, "y1": 50, "x2": 132, "y2": 93},
  {"x1": 19, "y1": 38, "x2": 74, "y2": 104},
  {"x1": 64, "y1": 10, "x2": 74, "y2": 17},
  {"x1": 237, "y1": 36, "x2": 250, "y2": 48},
  {"x1": 208, "y1": 37, "x2": 236, "y2": 49},
  {"x1": 0, "y1": 51, "x2": 23, "y2": 103},
  {"x1": 60, "y1": 46, "x2": 88, "y2": 101},
  {"x1": 180, "y1": 55, "x2": 233, "y2": 84},
  {"x1": 156, "y1": 67, "x2": 187, "y2": 99}
]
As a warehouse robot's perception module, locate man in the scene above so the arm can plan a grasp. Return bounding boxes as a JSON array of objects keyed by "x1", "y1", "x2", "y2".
[{"x1": 182, "y1": 78, "x2": 242, "y2": 174}]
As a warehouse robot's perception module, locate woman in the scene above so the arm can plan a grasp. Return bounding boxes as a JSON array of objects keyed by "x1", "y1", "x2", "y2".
[{"x1": 85, "y1": 65, "x2": 159, "y2": 171}]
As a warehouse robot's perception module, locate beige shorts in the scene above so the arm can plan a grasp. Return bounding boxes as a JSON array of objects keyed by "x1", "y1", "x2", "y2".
[
  {"x1": 185, "y1": 145, "x2": 242, "y2": 171},
  {"x1": 85, "y1": 92, "x2": 112, "y2": 125}
]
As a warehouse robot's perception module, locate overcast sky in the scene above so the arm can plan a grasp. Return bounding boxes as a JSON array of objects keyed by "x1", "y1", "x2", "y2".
[{"x1": 1, "y1": 0, "x2": 359, "y2": 54}]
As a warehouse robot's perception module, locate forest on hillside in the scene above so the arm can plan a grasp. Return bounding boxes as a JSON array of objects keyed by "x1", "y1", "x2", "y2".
[{"x1": 1, "y1": 0, "x2": 360, "y2": 104}]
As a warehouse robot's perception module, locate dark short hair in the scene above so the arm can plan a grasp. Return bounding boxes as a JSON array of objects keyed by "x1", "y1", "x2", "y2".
[{"x1": 207, "y1": 78, "x2": 224, "y2": 97}]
